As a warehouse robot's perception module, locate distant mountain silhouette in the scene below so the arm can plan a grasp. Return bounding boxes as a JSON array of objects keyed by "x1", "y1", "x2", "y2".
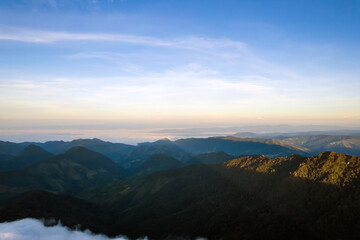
[
  {"x1": 0, "y1": 140, "x2": 24, "y2": 155},
  {"x1": 233, "y1": 129, "x2": 360, "y2": 138},
  {"x1": 138, "y1": 138, "x2": 176, "y2": 148},
  {"x1": 120, "y1": 144, "x2": 193, "y2": 169},
  {"x1": 0, "y1": 145, "x2": 53, "y2": 172},
  {"x1": 1, "y1": 134, "x2": 356, "y2": 170},
  {"x1": 22, "y1": 138, "x2": 135, "y2": 160},
  {"x1": 174, "y1": 136, "x2": 309, "y2": 157},
  {"x1": 283, "y1": 135, "x2": 360, "y2": 156}
]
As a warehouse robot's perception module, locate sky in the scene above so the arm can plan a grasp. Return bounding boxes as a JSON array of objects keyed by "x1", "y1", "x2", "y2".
[{"x1": 0, "y1": 0, "x2": 359, "y2": 142}]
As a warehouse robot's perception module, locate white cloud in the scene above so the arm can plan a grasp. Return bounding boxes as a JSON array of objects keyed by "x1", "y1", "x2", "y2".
[
  {"x1": 2, "y1": 62, "x2": 359, "y2": 124},
  {"x1": 0, "y1": 218, "x2": 208, "y2": 240},
  {"x1": 0, "y1": 28, "x2": 358, "y2": 125},
  {"x1": 0, "y1": 28, "x2": 246, "y2": 53},
  {"x1": 0, "y1": 63, "x2": 274, "y2": 106},
  {"x1": 0, "y1": 218, "x2": 143, "y2": 240}
]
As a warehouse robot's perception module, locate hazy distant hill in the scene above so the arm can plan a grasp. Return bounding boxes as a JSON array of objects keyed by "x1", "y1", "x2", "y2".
[
  {"x1": 120, "y1": 136, "x2": 309, "y2": 168},
  {"x1": 0, "y1": 140, "x2": 24, "y2": 156},
  {"x1": 0, "y1": 144, "x2": 53, "y2": 172},
  {"x1": 137, "y1": 138, "x2": 179, "y2": 148},
  {"x1": 0, "y1": 146, "x2": 125, "y2": 197},
  {"x1": 234, "y1": 129, "x2": 360, "y2": 138},
  {"x1": 121, "y1": 144, "x2": 193, "y2": 169},
  {"x1": 0, "y1": 137, "x2": 312, "y2": 170},
  {"x1": 174, "y1": 136, "x2": 309, "y2": 157},
  {"x1": 2, "y1": 134, "x2": 359, "y2": 173},
  {"x1": 20, "y1": 138, "x2": 190, "y2": 169},
  {"x1": 282, "y1": 135, "x2": 360, "y2": 156},
  {"x1": 22, "y1": 138, "x2": 135, "y2": 160}
]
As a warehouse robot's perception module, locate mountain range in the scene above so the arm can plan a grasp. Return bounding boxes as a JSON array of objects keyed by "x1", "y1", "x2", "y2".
[
  {"x1": 0, "y1": 136, "x2": 309, "y2": 168},
  {"x1": 1, "y1": 147, "x2": 360, "y2": 239},
  {"x1": 1, "y1": 135, "x2": 360, "y2": 239},
  {"x1": 0, "y1": 146, "x2": 125, "y2": 201}
]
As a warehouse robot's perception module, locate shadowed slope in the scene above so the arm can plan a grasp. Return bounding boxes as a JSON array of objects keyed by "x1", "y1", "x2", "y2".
[
  {"x1": 2, "y1": 152, "x2": 360, "y2": 239},
  {"x1": 187, "y1": 152, "x2": 236, "y2": 165},
  {"x1": 0, "y1": 190, "x2": 115, "y2": 236},
  {"x1": 133, "y1": 154, "x2": 184, "y2": 176},
  {"x1": 82, "y1": 152, "x2": 360, "y2": 239}
]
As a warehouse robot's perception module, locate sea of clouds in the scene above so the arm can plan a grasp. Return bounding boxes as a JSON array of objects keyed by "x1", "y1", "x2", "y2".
[
  {"x1": 0, "y1": 218, "x2": 146, "y2": 240},
  {"x1": 0, "y1": 218, "x2": 208, "y2": 240}
]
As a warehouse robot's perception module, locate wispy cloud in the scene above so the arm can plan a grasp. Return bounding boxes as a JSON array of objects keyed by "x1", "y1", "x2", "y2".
[
  {"x1": 0, "y1": 27, "x2": 246, "y2": 52},
  {"x1": 0, "y1": 64, "x2": 274, "y2": 102},
  {"x1": 0, "y1": 63, "x2": 279, "y2": 122}
]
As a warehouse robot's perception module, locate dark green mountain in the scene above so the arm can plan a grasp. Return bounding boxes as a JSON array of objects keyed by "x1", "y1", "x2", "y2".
[
  {"x1": 0, "y1": 144, "x2": 53, "y2": 172},
  {"x1": 283, "y1": 135, "x2": 360, "y2": 156},
  {"x1": 80, "y1": 152, "x2": 360, "y2": 239},
  {"x1": 0, "y1": 153, "x2": 15, "y2": 161},
  {"x1": 186, "y1": 152, "x2": 235, "y2": 165},
  {"x1": 0, "y1": 146, "x2": 125, "y2": 198},
  {"x1": 2, "y1": 138, "x2": 360, "y2": 239},
  {"x1": 133, "y1": 154, "x2": 184, "y2": 176},
  {"x1": 121, "y1": 136, "x2": 309, "y2": 169},
  {"x1": 120, "y1": 144, "x2": 193, "y2": 169},
  {"x1": 24, "y1": 138, "x2": 191, "y2": 169}
]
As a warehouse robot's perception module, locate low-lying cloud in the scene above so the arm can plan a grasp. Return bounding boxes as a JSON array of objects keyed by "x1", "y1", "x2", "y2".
[
  {"x1": 0, "y1": 218, "x2": 208, "y2": 240},
  {"x1": 0, "y1": 218, "x2": 144, "y2": 240}
]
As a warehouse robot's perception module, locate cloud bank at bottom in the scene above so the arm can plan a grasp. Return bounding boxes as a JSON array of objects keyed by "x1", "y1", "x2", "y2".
[{"x1": 0, "y1": 218, "x2": 145, "y2": 240}]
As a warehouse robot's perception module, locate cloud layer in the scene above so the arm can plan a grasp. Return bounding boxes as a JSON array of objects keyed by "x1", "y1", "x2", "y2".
[
  {"x1": 0, "y1": 218, "x2": 143, "y2": 240},
  {"x1": 0, "y1": 218, "x2": 208, "y2": 240}
]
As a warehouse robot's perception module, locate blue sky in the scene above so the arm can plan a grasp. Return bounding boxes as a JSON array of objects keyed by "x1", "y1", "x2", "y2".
[{"x1": 0, "y1": 0, "x2": 359, "y2": 141}]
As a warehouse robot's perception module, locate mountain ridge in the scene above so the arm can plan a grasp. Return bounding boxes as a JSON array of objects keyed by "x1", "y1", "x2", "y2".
[
  {"x1": 0, "y1": 145, "x2": 53, "y2": 172},
  {"x1": 1, "y1": 150, "x2": 360, "y2": 239},
  {"x1": 0, "y1": 146, "x2": 125, "y2": 197}
]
